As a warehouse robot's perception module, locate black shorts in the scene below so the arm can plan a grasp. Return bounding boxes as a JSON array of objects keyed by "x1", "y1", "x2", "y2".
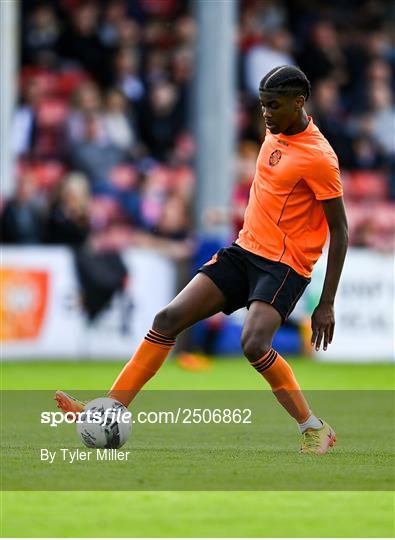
[{"x1": 198, "y1": 243, "x2": 310, "y2": 321}]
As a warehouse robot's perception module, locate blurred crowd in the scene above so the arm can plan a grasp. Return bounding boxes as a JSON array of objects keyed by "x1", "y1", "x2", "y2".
[
  {"x1": 1, "y1": 0, "x2": 394, "y2": 254},
  {"x1": 2, "y1": 0, "x2": 195, "y2": 259},
  {"x1": 237, "y1": 0, "x2": 395, "y2": 251}
]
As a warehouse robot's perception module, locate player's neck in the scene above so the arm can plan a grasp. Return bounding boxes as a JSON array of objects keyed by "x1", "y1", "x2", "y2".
[{"x1": 282, "y1": 111, "x2": 309, "y2": 136}]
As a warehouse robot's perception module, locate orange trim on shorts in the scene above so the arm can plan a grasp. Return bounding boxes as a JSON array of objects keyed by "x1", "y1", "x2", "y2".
[{"x1": 270, "y1": 268, "x2": 291, "y2": 304}]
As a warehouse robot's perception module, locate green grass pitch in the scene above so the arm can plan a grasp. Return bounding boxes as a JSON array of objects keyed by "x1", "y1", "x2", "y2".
[{"x1": 1, "y1": 357, "x2": 394, "y2": 537}]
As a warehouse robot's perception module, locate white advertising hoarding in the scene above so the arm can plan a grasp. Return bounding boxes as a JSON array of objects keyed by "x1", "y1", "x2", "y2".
[
  {"x1": 1, "y1": 247, "x2": 176, "y2": 359},
  {"x1": 1, "y1": 246, "x2": 393, "y2": 361},
  {"x1": 305, "y1": 248, "x2": 394, "y2": 362}
]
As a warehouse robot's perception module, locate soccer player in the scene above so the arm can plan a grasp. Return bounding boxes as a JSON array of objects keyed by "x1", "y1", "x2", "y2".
[{"x1": 56, "y1": 66, "x2": 348, "y2": 454}]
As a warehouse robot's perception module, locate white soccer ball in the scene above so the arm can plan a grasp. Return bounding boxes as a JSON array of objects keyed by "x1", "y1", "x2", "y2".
[{"x1": 76, "y1": 397, "x2": 132, "y2": 449}]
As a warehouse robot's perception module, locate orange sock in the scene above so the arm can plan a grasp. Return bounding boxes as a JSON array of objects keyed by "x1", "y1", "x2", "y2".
[
  {"x1": 109, "y1": 329, "x2": 175, "y2": 406},
  {"x1": 250, "y1": 349, "x2": 310, "y2": 422}
]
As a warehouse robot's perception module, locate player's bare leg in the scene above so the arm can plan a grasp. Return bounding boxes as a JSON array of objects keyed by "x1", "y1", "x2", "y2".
[
  {"x1": 241, "y1": 300, "x2": 336, "y2": 454},
  {"x1": 55, "y1": 273, "x2": 226, "y2": 413},
  {"x1": 152, "y1": 272, "x2": 227, "y2": 336},
  {"x1": 109, "y1": 273, "x2": 226, "y2": 405}
]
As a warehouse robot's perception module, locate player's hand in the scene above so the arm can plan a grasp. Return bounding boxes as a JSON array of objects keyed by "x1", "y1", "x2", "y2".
[{"x1": 311, "y1": 302, "x2": 335, "y2": 351}]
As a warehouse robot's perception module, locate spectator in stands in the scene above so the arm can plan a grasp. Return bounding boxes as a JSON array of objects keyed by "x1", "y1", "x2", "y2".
[
  {"x1": 348, "y1": 55, "x2": 394, "y2": 114},
  {"x1": 171, "y1": 46, "x2": 194, "y2": 86},
  {"x1": 12, "y1": 78, "x2": 42, "y2": 157},
  {"x1": 171, "y1": 46, "x2": 194, "y2": 121},
  {"x1": 103, "y1": 88, "x2": 136, "y2": 152},
  {"x1": 45, "y1": 172, "x2": 90, "y2": 246},
  {"x1": 239, "y1": 1, "x2": 287, "y2": 53},
  {"x1": 366, "y1": 30, "x2": 395, "y2": 66},
  {"x1": 69, "y1": 113, "x2": 128, "y2": 186},
  {"x1": 367, "y1": 59, "x2": 393, "y2": 88},
  {"x1": 244, "y1": 28, "x2": 294, "y2": 96},
  {"x1": 350, "y1": 134, "x2": 387, "y2": 171},
  {"x1": 232, "y1": 140, "x2": 259, "y2": 238},
  {"x1": 151, "y1": 192, "x2": 191, "y2": 241},
  {"x1": 174, "y1": 15, "x2": 197, "y2": 46},
  {"x1": 201, "y1": 140, "x2": 258, "y2": 239},
  {"x1": 99, "y1": 0, "x2": 128, "y2": 49},
  {"x1": 144, "y1": 49, "x2": 170, "y2": 86},
  {"x1": 298, "y1": 21, "x2": 347, "y2": 87},
  {"x1": 138, "y1": 80, "x2": 185, "y2": 161},
  {"x1": 368, "y1": 82, "x2": 395, "y2": 155},
  {"x1": 111, "y1": 48, "x2": 145, "y2": 104},
  {"x1": 107, "y1": 164, "x2": 142, "y2": 227},
  {"x1": 22, "y1": 3, "x2": 59, "y2": 68},
  {"x1": 116, "y1": 18, "x2": 142, "y2": 49},
  {"x1": 67, "y1": 82, "x2": 103, "y2": 144},
  {"x1": 56, "y1": 2, "x2": 109, "y2": 84},
  {"x1": 368, "y1": 81, "x2": 395, "y2": 200},
  {"x1": 143, "y1": 18, "x2": 174, "y2": 49},
  {"x1": 1, "y1": 171, "x2": 44, "y2": 244},
  {"x1": 309, "y1": 78, "x2": 353, "y2": 167},
  {"x1": 134, "y1": 192, "x2": 194, "y2": 260},
  {"x1": 11, "y1": 0, "x2": 395, "y2": 252},
  {"x1": 139, "y1": 165, "x2": 171, "y2": 229},
  {"x1": 239, "y1": 97, "x2": 266, "y2": 143}
]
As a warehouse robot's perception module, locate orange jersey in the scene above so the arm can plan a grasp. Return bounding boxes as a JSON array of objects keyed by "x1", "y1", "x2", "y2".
[{"x1": 236, "y1": 117, "x2": 343, "y2": 278}]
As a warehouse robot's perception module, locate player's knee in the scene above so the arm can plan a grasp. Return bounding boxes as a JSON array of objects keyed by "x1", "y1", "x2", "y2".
[
  {"x1": 153, "y1": 307, "x2": 182, "y2": 337},
  {"x1": 241, "y1": 333, "x2": 272, "y2": 363}
]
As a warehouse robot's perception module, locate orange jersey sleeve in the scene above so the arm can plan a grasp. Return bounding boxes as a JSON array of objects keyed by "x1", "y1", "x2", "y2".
[
  {"x1": 236, "y1": 117, "x2": 343, "y2": 278},
  {"x1": 304, "y1": 151, "x2": 343, "y2": 201}
]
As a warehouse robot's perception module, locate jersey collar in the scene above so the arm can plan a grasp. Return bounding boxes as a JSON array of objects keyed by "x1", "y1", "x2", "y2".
[{"x1": 278, "y1": 116, "x2": 314, "y2": 140}]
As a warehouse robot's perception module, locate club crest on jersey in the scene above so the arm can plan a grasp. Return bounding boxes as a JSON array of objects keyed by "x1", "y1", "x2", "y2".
[{"x1": 269, "y1": 149, "x2": 282, "y2": 166}]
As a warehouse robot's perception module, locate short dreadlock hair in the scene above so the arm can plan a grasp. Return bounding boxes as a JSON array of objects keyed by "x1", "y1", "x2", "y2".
[{"x1": 259, "y1": 65, "x2": 311, "y2": 101}]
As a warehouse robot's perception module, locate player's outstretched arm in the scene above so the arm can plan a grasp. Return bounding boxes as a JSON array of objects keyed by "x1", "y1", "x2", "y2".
[{"x1": 311, "y1": 196, "x2": 348, "y2": 351}]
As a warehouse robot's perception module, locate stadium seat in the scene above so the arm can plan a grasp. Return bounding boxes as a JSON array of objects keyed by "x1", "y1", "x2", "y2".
[
  {"x1": 109, "y1": 165, "x2": 138, "y2": 191},
  {"x1": 344, "y1": 201, "x2": 371, "y2": 244},
  {"x1": 20, "y1": 68, "x2": 59, "y2": 98},
  {"x1": 36, "y1": 99, "x2": 69, "y2": 128},
  {"x1": 371, "y1": 202, "x2": 395, "y2": 226},
  {"x1": 369, "y1": 202, "x2": 395, "y2": 251},
  {"x1": 55, "y1": 71, "x2": 90, "y2": 98},
  {"x1": 33, "y1": 100, "x2": 69, "y2": 158},
  {"x1": 30, "y1": 161, "x2": 66, "y2": 190},
  {"x1": 344, "y1": 170, "x2": 388, "y2": 202}
]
